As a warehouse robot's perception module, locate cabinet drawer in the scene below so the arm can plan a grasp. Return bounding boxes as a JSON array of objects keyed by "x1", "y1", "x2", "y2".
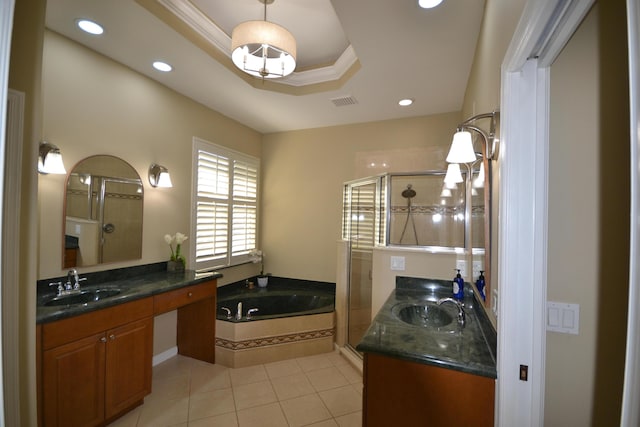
[
  {"x1": 42, "y1": 297, "x2": 153, "y2": 351},
  {"x1": 153, "y1": 280, "x2": 217, "y2": 314}
]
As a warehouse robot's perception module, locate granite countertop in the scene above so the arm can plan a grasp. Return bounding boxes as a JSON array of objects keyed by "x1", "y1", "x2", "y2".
[
  {"x1": 356, "y1": 277, "x2": 497, "y2": 379},
  {"x1": 37, "y1": 265, "x2": 222, "y2": 324}
]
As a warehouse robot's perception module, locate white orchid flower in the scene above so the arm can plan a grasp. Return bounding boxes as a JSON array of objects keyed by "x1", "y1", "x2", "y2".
[
  {"x1": 164, "y1": 234, "x2": 174, "y2": 245},
  {"x1": 175, "y1": 232, "x2": 188, "y2": 244}
]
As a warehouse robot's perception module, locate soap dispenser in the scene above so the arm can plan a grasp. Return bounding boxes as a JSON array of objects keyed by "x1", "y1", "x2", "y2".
[
  {"x1": 452, "y1": 269, "x2": 465, "y2": 300},
  {"x1": 475, "y1": 270, "x2": 486, "y2": 302}
]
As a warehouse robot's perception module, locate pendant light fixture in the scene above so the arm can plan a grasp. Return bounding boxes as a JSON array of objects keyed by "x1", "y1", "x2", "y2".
[{"x1": 231, "y1": 0, "x2": 297, "y2": 79}]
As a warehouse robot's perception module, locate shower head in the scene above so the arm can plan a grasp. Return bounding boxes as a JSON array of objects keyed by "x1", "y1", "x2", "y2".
[{"x1": 401, "y1": 184, "x2": 416, "y2": 199}]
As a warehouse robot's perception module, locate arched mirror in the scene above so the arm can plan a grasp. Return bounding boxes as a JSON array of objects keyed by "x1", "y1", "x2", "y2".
[{"x1": 63, "y1": 155, "x2": 143, "y2": 268}]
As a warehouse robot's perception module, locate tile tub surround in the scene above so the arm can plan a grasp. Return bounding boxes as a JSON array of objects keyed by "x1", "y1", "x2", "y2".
[
  {"x1": 216, "y1": 277, "x2": 336, "y2": 368},
  {"x1": 356, "y1": 276, "x2": 497, "y2": 379},
  {"x1": 36, "y1": 262, "x2": 222, "y2": 324}
]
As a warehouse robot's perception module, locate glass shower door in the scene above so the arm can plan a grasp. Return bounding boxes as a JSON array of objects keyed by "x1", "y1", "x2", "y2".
[{"x1": 345, "y1": 180, "x2": 378, "y2": 354}]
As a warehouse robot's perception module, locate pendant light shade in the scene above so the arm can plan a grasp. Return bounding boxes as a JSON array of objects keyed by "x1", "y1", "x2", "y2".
[
  {"x1": 446, "y1": 130, "x2": 477, "y2": 164},
  {"x1": 444, "y1": 163, "x2": 464, "y2": 184},
  {"x1": 474, "y1": 161, "x2": 485, "y2": 188},
  {"x1": 231, "y1": 1, "x2": 297, "y2": 79}
]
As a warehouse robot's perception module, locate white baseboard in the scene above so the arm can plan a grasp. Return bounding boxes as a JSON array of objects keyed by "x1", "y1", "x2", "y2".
[{"x1": 153, "y1": 346, "x2": 178, "y2": 366}]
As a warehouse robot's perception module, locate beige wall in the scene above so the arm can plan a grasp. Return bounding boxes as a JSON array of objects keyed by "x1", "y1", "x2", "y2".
[
  {"x1": 38, "y1": 31, "x2": 263, "y2": 358},
  {"x1": 261, "y1": 113, "x2": 461, "y2": 285},
  {"x1": 546, "y1": 9, "x2": 599, "y2": 425},
  {"x1": 39, "y1": 31, "x2": 262, "y2": 279},
  {"x1": 9, "y1": 0, "x2": 46, "y2": 424},
  {"x1": 546, "y1": 2, "x2": 629, "y2": 425},
  {"x1": 462, "y1": 0, "x2": 527, "y2": 118}
]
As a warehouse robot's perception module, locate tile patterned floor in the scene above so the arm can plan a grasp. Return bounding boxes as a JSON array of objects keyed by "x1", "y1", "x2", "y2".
[{"x1": 108, "y1": 350, "x2": 363, "y2": 427}]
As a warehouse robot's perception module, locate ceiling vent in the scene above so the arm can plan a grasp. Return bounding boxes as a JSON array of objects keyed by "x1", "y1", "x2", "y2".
[{"x1": 331, "y1": 95, "x2": 358, "y2": 107}]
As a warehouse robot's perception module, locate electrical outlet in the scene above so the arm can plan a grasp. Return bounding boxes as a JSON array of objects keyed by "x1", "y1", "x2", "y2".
[
  {"x1": 390, "y1": 256, "x2": 405, "y2": 271},
  {"x1": 455, "y1": 260, "x2": 466, "y2": 277}
]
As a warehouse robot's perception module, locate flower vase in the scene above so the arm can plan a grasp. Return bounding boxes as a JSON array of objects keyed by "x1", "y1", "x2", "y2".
[
  {"x1": 167, "y1": 260, "x2": 185, "y2": 272},
  {"x1": 257, "y1": 276, "x2": 268, "y2": 287}
]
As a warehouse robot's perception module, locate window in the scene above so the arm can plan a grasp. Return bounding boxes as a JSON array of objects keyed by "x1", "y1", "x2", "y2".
[{"x1": 191, "y1": 137, "x2": 259, "y2": 271}]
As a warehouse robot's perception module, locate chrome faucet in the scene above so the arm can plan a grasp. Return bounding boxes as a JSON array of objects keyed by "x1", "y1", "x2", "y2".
[
  {"x1": 437, "y1": 297, "x2": 466, "y2": 327},
  {"x1": 247, "y1": 308, "x2": 259, "y2": 320},
  {"x1": 236, "y1": 302, "x2": 243, "y2": 320},
  {"x1": 63, "y1": 269, "x2": 86, "y2": 293},
  {"x1": 220, "y1": 307, "x2": 232, "y2": 319},
  {"x1": 67, "y1": 269, "x2": 78, "y2": 290}
]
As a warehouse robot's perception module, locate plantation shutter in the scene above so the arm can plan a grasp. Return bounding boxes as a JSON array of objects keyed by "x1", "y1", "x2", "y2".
[
  {"x1": 230, "y1": 159, "x2": 258, "y2": 259},
  {"x1": 193, "y1": 138, "x2": 259, "y2": 271}
]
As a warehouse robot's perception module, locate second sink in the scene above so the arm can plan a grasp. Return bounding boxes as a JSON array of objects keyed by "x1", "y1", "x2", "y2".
[
  {"x1": 392, "y1": 303, "x2": 454, "y2": 329},
  {"x1": 44, "y1": 289, "x2": 121, "y2": 307}
]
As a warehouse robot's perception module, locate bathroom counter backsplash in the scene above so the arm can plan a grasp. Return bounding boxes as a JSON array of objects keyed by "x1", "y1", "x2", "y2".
[
  {"x1": 36, "y1": 262, "x2": 222, "y2": 324},
  {"x1": 356, "y1": 276, "x2": 497, "y2": 379}
]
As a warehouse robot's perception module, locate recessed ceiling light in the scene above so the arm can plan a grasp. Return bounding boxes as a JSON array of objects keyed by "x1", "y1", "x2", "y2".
[
  {"x1": 418, "y1": 0, "x2": 444, "y2": 9},
  {"x1": 76, "y1": 19, "x2": 104, "y2": 35},
  {"x1": 398, "y1": 98, "x2": 414, "y2": 107},
  {"x1": 153, "y1": 61, "x2": 173, "y2": 72}
]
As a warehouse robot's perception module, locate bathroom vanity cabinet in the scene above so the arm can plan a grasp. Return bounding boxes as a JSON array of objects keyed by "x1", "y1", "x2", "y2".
[
  {"x1": 362, "y1": 353, "x2": 495, "y2": 427},
  {"x1": 356, "y1": 279, "x2": 497, "y2": 427},
  {"x1": 37, "y1": 277, "x2": 219, "y2": 426},
  {"x1": 40, "y1": 297, "x2": 153, "y2": 426}
]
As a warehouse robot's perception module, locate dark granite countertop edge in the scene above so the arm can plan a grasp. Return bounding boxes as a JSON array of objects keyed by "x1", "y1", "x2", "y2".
[
  {"x1": 36, "y1": 269, "x2": 223, "y2": 324},
  {"x1": 356, "y1": 277, "x2": 497, "y2": 379}
]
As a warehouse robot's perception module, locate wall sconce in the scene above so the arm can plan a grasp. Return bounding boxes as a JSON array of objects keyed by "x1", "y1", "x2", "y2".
[
  {"x1": 444, "y1": 163, "x2": 463, "y2": 184},
  {"x1": 38, "y1": 142, "x2": 66, "y2": 174},
  {"x1": 148, "y1": 163, "x2": 173, "y2": 188},
  {"x1": 447, "y1": 110, "x2": 500, "y2": 163}
]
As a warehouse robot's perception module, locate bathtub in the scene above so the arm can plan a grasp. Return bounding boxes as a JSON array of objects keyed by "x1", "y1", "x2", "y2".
[{"x1": 215, "y1": 277, "x2": 336, "y2": 368}]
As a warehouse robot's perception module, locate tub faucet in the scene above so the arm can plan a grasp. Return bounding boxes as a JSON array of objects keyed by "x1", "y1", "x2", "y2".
[
  {"x1": 220, "y1": 307, "x2": 232, "y2": 319},
  {"x1": 437, "y1": 297, "x2": 466, "y2": 327},
  {"x1": 247, "y1": 308, "x2": 259, "y2": 320},
  {"x1": 236, "y1": 302, "x2": 243, "y2": 320}
]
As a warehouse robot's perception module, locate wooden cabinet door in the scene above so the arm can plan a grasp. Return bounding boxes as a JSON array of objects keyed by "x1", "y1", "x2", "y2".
[
  {"x1": 104, "y1": 317, "x2": 153, "y2": 419},
  {"x1": 363, "y1": 353, "x2": 495, "y2": 427},
  {"x1": 42, "y1": 332, "x2": 106, "y2": 427}
]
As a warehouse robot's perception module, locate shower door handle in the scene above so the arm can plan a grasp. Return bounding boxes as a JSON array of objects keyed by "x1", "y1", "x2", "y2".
[{"x1": 103, "y1": 223, "x2": 115, "y2": 233}]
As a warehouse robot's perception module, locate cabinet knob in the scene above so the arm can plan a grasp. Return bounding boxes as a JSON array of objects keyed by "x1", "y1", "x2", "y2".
[
  {"x1": 188, "y1": 292, "x2": 193, "y2": 297},
  {"x1": 109, "y1": 334, "x2": 116, "y2": 341},
  {"x1": 100, "y1": 337, "x2": 107, "y2": 343}
]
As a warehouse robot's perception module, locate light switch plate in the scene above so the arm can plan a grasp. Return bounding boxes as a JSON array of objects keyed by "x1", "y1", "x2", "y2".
[
  {"x1": 546, "y1": 301, "x2": 580, "y2": 334},
  {"x1": 390, "y1": 256, "x2": 405, "y2": 271},
  {"x1": 492, "y1": 289, "x2": 498, "y2": 317}
]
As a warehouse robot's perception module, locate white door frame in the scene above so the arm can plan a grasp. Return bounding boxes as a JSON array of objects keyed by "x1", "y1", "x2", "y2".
[
  {"x1": 622, "y1": 0, "x2": 640, "y2": 425},
  {"x1": 497, "y1": 1, "x2": 594, "y2": 426},
  {"x1": 0, "y1": 1, "x2": 15, "y2": 426}
]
